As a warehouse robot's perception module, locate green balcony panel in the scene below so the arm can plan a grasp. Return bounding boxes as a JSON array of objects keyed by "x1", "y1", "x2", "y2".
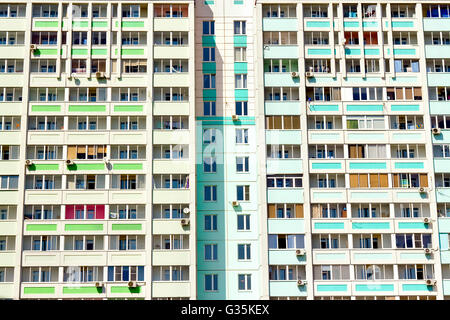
[
  {"x1": 63, "y1": 286, "x2": 103, "y2": 294},
  {"x1": 33, "y1": 49, "x2": 59, "y2": 56},
  {"x1": 24, "y1": 287, "x2": 55, "y2": 294},
  {"x1": 34, "y1": 21, "x2": 59, "y2": 28},
  {"x1": 68, "y1": 105, "x2": 106, "y2": 112},
  {"x1": 402, "y1": 284, "x2": 433, "y2": 292},
  {"x1": 110, "y1": 286, "x2": 141, "y2": 293},
  {"x1": 362, "y1": 21, "x2": 378, "y2": 28},
  {"x1": 26, "y1": 224, "x2": 57, "y2": 231},
  {"x1": 113, "y1": 105, "x2": 143, "y2": 112},
  {"x1": 91, "y1": 48, "x2": 107, "y2": 55},
  {"x1": 27, "y1": 164, "x2": 59, "y2": 171},
  {"x1": 121, "y1": 21, "x2": 145, "y2": 28},
  {"x1": 364, "y1": 48, "x2": 380, "y2": 55},
  {"x1": 262, "y1": 18, "x2": 298, "y2": 31},
  {"x1": 398, "y1": 222, "x2": 429, "y2": 230},
  {"x1": 111, "y1": 224, "x2": 142, "y2": 231},
  {"x1": 72, "y1": 21, "x2": 88, "y2": 28},
  {"x1": 71, "y1": 48, "x2": 89, "y2": 55},
  {"x1": 64, "y1": 224, "x2": 103, "y2": 231},
  {"x1": 92, "y1": 21, "x2": 108, "y2": 28},
  {"x1": 31, "y1": 105, "x2": 61, "y2": 112},
  {"x1": 121, "y1": 48, "x2": 145, "y2": 55},
  {"x1": 112, "y1": 163, "x2": 143, "y2": 170},
  {"x1": 67, "y1": 163, "x2": 105, "y2": 171}
]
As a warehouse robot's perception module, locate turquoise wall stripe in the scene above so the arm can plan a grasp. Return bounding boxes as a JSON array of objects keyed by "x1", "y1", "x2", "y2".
[
  {"x1": 202, "y1": 62, "x2": 216, "y2": 74},
  {"x1": 235, "y1": 89, "x2": 248, "y2": 101},
  {"x1": 234, "y1": 35, "x2": 247, "y2": 47},
  {"x1": 234, "y1": 62, "x2": 248, "y2": 73},
  {"x1": 203, "y1": 89, "x2": 216, "y2": 101},
  {"x1": 202, "y1": 35, "x2": 216, "y2": 46}
]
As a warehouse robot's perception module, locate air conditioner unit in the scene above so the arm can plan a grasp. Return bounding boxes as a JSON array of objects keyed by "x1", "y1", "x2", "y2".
[
  {"x1": 25, "y1": 160, "x2": 33, "y2": 166},
  {"x1": 424, "y1": 248, "x2": 432, "y2": 255},
  {"x1": 95, "y1": 71, "x2": 105, "y2": 78},
  {"x1": 305, "y1": 71, "x2": 313, "y2": 78},
  {"x1": 128, "y1": 281, "x2": 138, "y2": 288},
  {"x1": 426, "y1": 279, "x2": 437, "y2": 286},
  {"x1": 181, "y1": 218, "x2": 190, "y2": 226},
  {"x1": 183, "y1": 207, "x2": 190, "y2": 214},
  {"x1": 295, "y1": 249, "x2": 305, "y2": 256},
  {"x1": 232, "y1": 201, "x2": 239, "y2": 207},
  {"x1": 232, "y1": 115, "x2": 239, "y2": 121},
  {"x1": 432, "y1": 128, "x2": 441, "y2": 135},
  {"x1": 66, "y1": 159, "x2": 74, "y2": 165},
  {"x1": 30, "y1": 44, "x2": 36, "y2": 51},
  {"x1": 297, "y1": 279, "x2": 306, "y2": 286},
  {"x1": 419, "y1": 187, "x2": 428, "y2": 193},
  {"x1": 94, "y1": 281, "x2": 104, "y2": 287},
  {"x1": 291, "y1": 71, "x2": 299, "y2": 78},
  {"x1": 341, "y1": 38, "x2": 347, "y2": 45},
  {"x1": 423, "y1": 217, "x2": 431, "y2": 224}
]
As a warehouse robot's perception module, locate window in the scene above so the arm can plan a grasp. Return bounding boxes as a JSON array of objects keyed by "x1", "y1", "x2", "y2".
[
  {"x1": 267, "y1": 175, "x2": 303, "y2": 188},
  {"x1": 204, "y1": 214, "x2": 217, "y2": 231},
  {"x1": 268, "y1": 204, "x2": 304, "y2": 219},
  {"x1": 235, "y1": 74, "x2": 247, "y2": 88},
  {"x1": 122, "y1": 59, "x2": 147, "y2": 73},
  {"x1": 392, "y1": 173, "x2": 428, "y2": 188},
  {"x1": 398, "y1": 264, "x2": 434, "y2": 280},
  {"x1": 203, "y1": 21, "x2": 215, "y2": 35},
  {"x1": 238, "y1": 244, "x2": 251, "y2": 260},
  {"x1": 346, "y1": 116, "x2": 385, "y2": 130},
  {"x1": 396, "y1": 234, "x2": 432, "y2": 249},
  {"x1": 237, "y1": 214, "x2": 250, "y2": 231},
  {"x1": 204, "y1": 244, "x2": 218, "y2": 261},
  {"x1": 203, "y1": 101, "x2": 216, "y2": 116},
  {"x1": 203, "y1": 157, "x2": 216, "y2": 173},
  {"x1": 268, "y1": 234, "x2": 305, "y2": 249},
  {"x1": 0, "y1": 176, "x2": 18, "y2": 189},
  {"x1": 203, "y1": 74, "x2": 216, "y2": 89},
  {"x1": 237, "y1": 185, "x2": 250, "y2": 201},
  {"x1": 205, "y1": 274, "x2": 218, "y2": 291},
  {"x1": 236, "y1": 128, "x2": 249, "y2": 144},
  {"x1": 238, "y1": 274, "x2": 251, "y2": 291},
  {"x1": 203, "y1": 128, "x2": 216, "y2": 144},
  {"x1": 349, "y1": 174, "x2": 389, "y2": 188},
  {"x1": 236, "y1": 157, "x2": 249, "y2": 172},
  {"x1": 234, "y1": 21, "x2": 246, "y2": 35},
  {"x1": 266, "y1": 116, "x2": 301, "y2": 129},
  {"x1": 235, "y1": 101, "x2": 248, "y2": 116},
  {"x1": 348, "y1": 144, "x2": 386, "y2": 159},
  {"x1": 204, "y1": 185, "x2": 217, "y2": 202},
  {"x1": 234, "y1": 47, "x2": 246, "y2": 61},
  {"x1": 65, "y1": 205, "x2": 105, "y2": 220},
  {"x1": 107, "y1": 266, "x2": 145, "y2": 282},
  {"x1": 352, "y1": 87, "x2": 383, "y2": 101},
  {"x1": 203, "y1": 47, "x2": 215, "y2": 62}
]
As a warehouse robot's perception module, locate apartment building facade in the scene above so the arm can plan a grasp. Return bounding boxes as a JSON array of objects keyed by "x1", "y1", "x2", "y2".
[{"x1": 1, "y1": 0, "x2": 450, "y2": 301}]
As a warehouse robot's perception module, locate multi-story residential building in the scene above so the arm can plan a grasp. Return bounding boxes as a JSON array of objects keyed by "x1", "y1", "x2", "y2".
[{"x1": 2, "y1": 0, "x2": 450, "y2": 301}]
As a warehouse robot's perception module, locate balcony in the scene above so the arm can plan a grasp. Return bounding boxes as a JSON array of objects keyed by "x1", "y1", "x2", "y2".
[
  {"x1": 153, "y1": 46, "x2": 189, "y2": 59},
  {"x1": 153, "y1": 189, "x2": 190, "y2": 204},
  {"x1": 268, "y1": 249, "x2": 306, "y2": 265},
  {"x1": 152, "y1": 281, "x2": 190, "y2": 298},
  {"x1": 268, "y1": 219, "x2": 304, "y2": 234},
  {"x1": 265, "y1": 130, "x2": 301, "y2": 145},
  {"x1": 152, "y1": 220, "x2": 190, "y2": 235},
  {"x1": 153, "y1": 17, "x2": 189, "y2": 32},
  {"x1": 266, "y1": 158, "x2": 303, "y2": 175},
  {"x1": 269, "y1": 280, "x2": 307, "y2": 297},
  {"x1": 152, "y1": 250, "x2": 190, "y2": 265},
  {"x1": 262, "y1": 18, "x2": 298, "y2": 31},
  {"x1": 314, "y1": 281, "x2": 351, "y2": 296},
  {"x1": 153, "y1": 130, "x2": 190, "y2": 145},
  {"x1": 267, "y1": 188, "x2": 304, "y2": 203},
  {"x1": 310, "y1": 188, "x2": 347, "y2": 203}
]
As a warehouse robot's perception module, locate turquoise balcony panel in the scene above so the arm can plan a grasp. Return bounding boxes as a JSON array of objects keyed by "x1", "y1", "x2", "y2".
[
  {"x1": 343, "y1": 21, "x2": 359, "y2": 28},
  {"x1": 397, "y1": 222, "x2": 429, "y2": 230},
  {"x1": 362, "y1": 21, "x2": 378, "y2": 28},
  {"x1": 316, "y1": 284, "x2": 348, "y2": 292},
  {"x1": 235, "y1": 89, "x2": 248, "y2": 101},
  {"x1": 395, "y1": 191, "x2": 427, "y2": 202},
  {"x1": 264, "y1": 46, "x2": 298, "y2": 59},
  {"x1": 401, "y1": 284, "x2": 433, "y2": 292},
  {"x1": 439, "y1": 232, "x2": 449, "y2": 250},
  {"x1": 265, "y1": 101, "x2": 301, "y2": 115},
  {"x1": 441, "y1": 251, "x2": 450, "y2": 264},
  {"x1": 399, "y1": 252, "x2": 432, "y2": 261},
  {"x1": 305, "y1": 20, "x2": 330, "y2": 28},
  {"x1": 349, "y1": 162, "x2": 386, "y2": 170},
  {"x1": 443, "y1": 280, "x2": 450, "y2": 295},
  {"x1": 268, "y1": 250, "x2": 306, "y2": 265},
  {"x1": 353, "y1": 252, "x2": 394, "y2": 262},
  {"x1": 425, "y1": 45, "x2": 450, "y2": 59},
  {"x1": 311, "y1": 162, "x2": 341, "y2": 170},
  {"x1": 423, "y1": 19, "x2": 450, "y2": 31},
  {"x1": 234, "y1": 35, "x2": 247, "y2": 47},
  {"x1": 266, "y1": 130, "x2": 301, "y2": 144},
  {"x1": 234, "y1": 62, "x2": 247, "y2": 73},
  {"x1": 269, "y1": 281, "x2": 307, "y2": 297},
  {"x1": 391, "y1": 132, "x2": 423, "y2": 143},
  {"x1": 306, "y1": 77, "x2": 339, "y2": 85},
  {"x1": 266, "y1": 159, "x2": 303, "y2": 174},
  {"x1": 314, "y1": 252, "x2": 347, "y2": 263},
  {"x1": 262, "y1": 18, "x2": 298, "y2": 31},
  {"x1": 439, "y1": 219, "x2": 450, "y2": 233},
  {"x1": 393, "y1": 48, "x2": 416, "y2": 56},
  {"x1": 364, "y1": 48, "x2": 380, "y2": 55},
  {"x1": 202, "y1": 35, "x2": 216, "y2": 47},
  {"x1": 347, "y1": 133, "x2": 385, "y2": 143},
  {"x1": 350, "y1": 191, "x2": 390, "y2": 201},
  {"x1": 436, "y1": 188, "x2": 450, "y2": 203},
  {"x1": 430, "y1": 102, "x2": 450, "y2": 115},
  {"x1": 434, "y1": 159, "x2": 450, "y2": 173},
  {"x1": 267, "y1": 188, "x2": 304, "y2": 203},
  {"x1": 355, "y1": 284, "x2": 394, "y2": 292},
  {"x1": 202, "y1": 62, "x2": 216, "y2": 74},
  {"x1": 264, "y1": 73, "x2": 299, "y2": 86},
  {"x1": 346, "y1": 104, "x2": 383, "y2": 112},
  {"x1": 394, "y1": 161, "x2": 424, "y2": 170},
  {"x1": 308, "y1": 104, "x2": 339, "y2": 112},
  {"x1": 314, "y1": 222, "x2": 345, "y2": 230},
  {"x1": 311, "y1": 190, "x2": 346, "y2": 202},
  {"x1": 390, "y1": 104, "x2": 420, "y2": 112},
  {"x1": 391, "y1": 20, "x2": 414, "y2": 28},
  {"x1": 352, "y1": 222, "x2": 390, "y2": 230},
  {"x1": 307, "y1": 48, "x2": 332, "y2": 56},
  {"x1": 428, "y1": 73, "x2": 450, "y2": 86},
  {"x1": 345, "y1": 48, "x2": 361, "y2": 55},
  {"x1": 309, "y1": 132, "x2": 342, "y2": 143},
  {"x1": 268, "y1": 219, "x2": 305, "y2": 234}
]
